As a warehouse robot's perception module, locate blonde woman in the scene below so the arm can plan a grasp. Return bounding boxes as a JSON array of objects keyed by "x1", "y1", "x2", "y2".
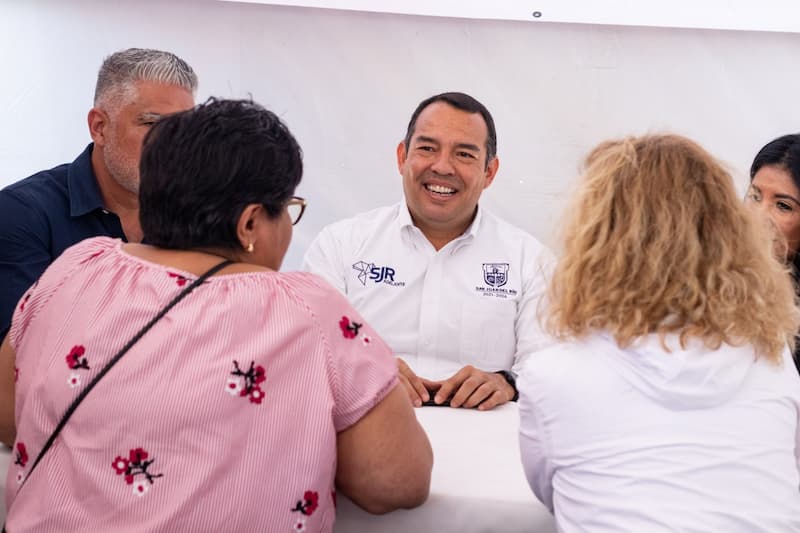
[{"x1": 518, "y1": 134, "x2": 800, "y2": 532}]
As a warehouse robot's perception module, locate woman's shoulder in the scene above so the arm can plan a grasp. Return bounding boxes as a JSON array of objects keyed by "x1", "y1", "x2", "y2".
[
  {"x1": 33, "y1": 236, "x2": 120, "y2": 290},
  {"x1": 279, "y1": 271, "x2": 351, "y2": 302},
  {"x1": 59, "y1": 236, "x2": 121, "y2": 264},
  {"x1": 518, "y1": 336, "x2": 621, "y2": 401}
]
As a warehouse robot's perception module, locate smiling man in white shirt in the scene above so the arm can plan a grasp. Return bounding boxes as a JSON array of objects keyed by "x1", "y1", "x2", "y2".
[{"x1": 303, "y1": 92, "x2": 552, "y2": 410}]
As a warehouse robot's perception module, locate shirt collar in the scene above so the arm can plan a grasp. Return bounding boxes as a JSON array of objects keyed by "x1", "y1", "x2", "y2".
[
  {"x1": 67, "y1": 143, "x2": 107, "y2": 217},
  {"x1": 396, "y1": 199, "x2": 483, "y2": 249}
]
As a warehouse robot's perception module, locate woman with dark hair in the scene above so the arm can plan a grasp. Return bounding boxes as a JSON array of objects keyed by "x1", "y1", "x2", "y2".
[
  {"x1": 746, "y1": 133, "x2": 800, "y2": 374},
  {"x1": 0, "y1": 99, "x2": 431, "y2": 532}
]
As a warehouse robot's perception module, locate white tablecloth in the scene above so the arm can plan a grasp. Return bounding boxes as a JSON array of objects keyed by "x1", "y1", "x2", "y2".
[
  {"x1": 0, "y1": 406, "x2": 555, "y2": 532},
  {"x1": 335, "y1": 403, "x2": 555, "y2": 532}
]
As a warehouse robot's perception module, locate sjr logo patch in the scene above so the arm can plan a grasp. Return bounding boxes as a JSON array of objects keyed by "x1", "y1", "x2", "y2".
[{"x1": 352, "y1": 261, "x2": 405, "y2": 287}]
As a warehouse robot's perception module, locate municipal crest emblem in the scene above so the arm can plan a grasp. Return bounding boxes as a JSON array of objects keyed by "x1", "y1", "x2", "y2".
[{"x1": 482, "y1": 263, "x2": 509, "y2": 288}]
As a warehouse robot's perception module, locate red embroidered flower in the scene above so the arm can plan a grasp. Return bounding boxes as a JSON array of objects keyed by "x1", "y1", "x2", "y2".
[
  {"x1": 291, "y1": 490, "x2": 320, "y2": 516},
  {"x1": 112, "y1": 456, "x2": 130, "y2": 475},
  {"x1": 304, "y1": 491, "x2": 319, "y2": 515},
  {"x1": 14, "y1": 442, "x2": 28, "y2": 467},
  {"x1": 167, "y1": 272, "x2": 188, "y2": 286},
  {"x1": 65, "y1": 345, "x2": 89, "y2": 369},
  {"x1": 228, "y1": 360, "x2": 266, "y2": 406},
  {"x1": 249, "y1": 386, "x2": 265, "y2": 404},
  {"x1": 129, "y1": 448, "x2": 149, "y2": 463},
  {"x1": 339, "y1": 316, "x2": 362, "y2": 339},
  {"x1": 113, "y1": 447, "x2": 163, "y2": 494}
]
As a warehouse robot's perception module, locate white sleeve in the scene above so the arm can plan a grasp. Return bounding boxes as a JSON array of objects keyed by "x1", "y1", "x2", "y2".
[
  {"x1": 517, "y1": 367, "x2": 556, "y2": 512},
  {"x1": 512, "y1": 243, "x2": 556, "y2": 376},
  {"x1": 795, "y1": 407, "x2": 800, "y2": 481},
  {"x1": 301, "y1": 225, "x2": 348, "y2": 296}
]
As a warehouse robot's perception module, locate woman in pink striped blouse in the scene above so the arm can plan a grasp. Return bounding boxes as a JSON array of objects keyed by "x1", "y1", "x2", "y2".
[{"x1": 0, "y1": 99, "x2": 432, "y2": 532}]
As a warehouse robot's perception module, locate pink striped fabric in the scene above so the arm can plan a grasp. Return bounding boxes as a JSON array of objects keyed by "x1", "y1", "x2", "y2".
[{"x1": 5, "y1": 237, "x2": 397, "y2": 532}]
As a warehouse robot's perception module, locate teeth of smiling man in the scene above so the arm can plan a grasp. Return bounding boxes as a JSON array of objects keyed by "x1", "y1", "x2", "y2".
[{"x1": 425, "y1": 184, "x2": 456, "y2": 195}]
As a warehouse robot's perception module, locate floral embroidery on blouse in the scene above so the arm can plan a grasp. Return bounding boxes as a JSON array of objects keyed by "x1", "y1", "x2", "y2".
[
  {"x1": 65, "y1": 345, "x2": 90, "y2": 389},
  {"x1": 339, "y1": 316, "x2": 363, "y2": 339},
  {"x1": 65, "y1": 345, "x2": 90, "y2": 370},
  {"x1": 14, "y1": 442, "x2": 28, "y2": 467},
  {"x1": 289, "y1": 490, "x2": 320, "y2": 531},
  {"x1": 112, "y1": 447, "x2": 163, "y2": 497},
  {"x1": 291, "y1": 516, "x2": 307, "y2": 532},
  {"x1": 226, "y1": 360, "x2": 266, "y2": 404},
  {"x1": 293, "y1": 490, "x2": 319, "y2": 515},
  {"x1": 15, "y1": 442, "x2": 29, "y2": 487},
  {"x1": 167, "y1": 272, "x2": 189, "y2": 286}
]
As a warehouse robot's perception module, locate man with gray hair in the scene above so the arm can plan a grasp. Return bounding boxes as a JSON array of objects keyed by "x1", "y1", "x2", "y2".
[{"x1": 0, "y1": 48, "x2": 197, "y2": 339}]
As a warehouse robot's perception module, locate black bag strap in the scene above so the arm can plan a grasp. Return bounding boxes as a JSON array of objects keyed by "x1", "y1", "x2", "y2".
[{"x1": 8, "y1": 258, "x2": 232, "y2": 509}]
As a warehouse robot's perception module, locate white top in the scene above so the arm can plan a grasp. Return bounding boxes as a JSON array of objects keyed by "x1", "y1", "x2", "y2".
[
  {"x1": 518, "y1": 333, "x2": 800, "y2": 532},
  {"x1": 303, "y1": 202, "x2": 554, "y2": 379}
]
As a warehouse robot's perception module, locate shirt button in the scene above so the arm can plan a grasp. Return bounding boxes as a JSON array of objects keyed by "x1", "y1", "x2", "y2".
[{"x1": 101, "y1": 209, "x2": 109, "y2": 214}]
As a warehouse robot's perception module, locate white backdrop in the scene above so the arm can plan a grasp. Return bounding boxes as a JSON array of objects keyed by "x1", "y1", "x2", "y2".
[
  {"x1": 229, "y1": 0, "x2": 800, "y2": 33},
  {"x1": 2, "y1": 0, "x2": 799, "y2": 269}
]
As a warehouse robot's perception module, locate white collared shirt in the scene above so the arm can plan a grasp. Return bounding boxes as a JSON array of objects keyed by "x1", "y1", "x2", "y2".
[{"x1": 302, "y1": 202, "x2": 554, "y2": 380}]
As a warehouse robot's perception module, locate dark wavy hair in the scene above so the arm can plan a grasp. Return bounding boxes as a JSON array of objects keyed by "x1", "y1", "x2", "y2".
[
  {"x1": 403, "y1": 92, "x2": 497, "y2": 169},
  {"x1": 139, "y1": 98, "x2": 303, "y2": 250}
]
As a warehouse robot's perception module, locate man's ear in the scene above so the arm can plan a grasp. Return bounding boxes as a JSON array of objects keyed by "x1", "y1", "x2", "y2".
[
  {"x1": 396, "y1": 141, "x2": 408, "y2": 173},
  {"x1": 87, "y1": 108, "x2": 108, "y2": 146},
  {"x1": 483, "y1": 156, "x2": 500, "y2": 190}
]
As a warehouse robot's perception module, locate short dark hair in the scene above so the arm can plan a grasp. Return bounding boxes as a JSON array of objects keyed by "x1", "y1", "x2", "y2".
[
  {"x1": 139, "y1": 98, "x2": 303, "y2": 250},
  {"x1": 750, "y1": 133, "x2": 800, "y2": 189},
  {"x1": 403, "y1": 92, "x2": 497, "y2": 168}
]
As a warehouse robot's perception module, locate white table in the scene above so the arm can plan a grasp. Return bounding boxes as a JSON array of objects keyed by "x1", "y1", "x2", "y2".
[{"x1": 335, "y1": 403, "x2": 555, "y2": 532}]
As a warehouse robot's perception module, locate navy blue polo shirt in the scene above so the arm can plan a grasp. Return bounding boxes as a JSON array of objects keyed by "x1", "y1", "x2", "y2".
[{"x1": 0, "y1": 144, "x2": 127, "y2": 339}]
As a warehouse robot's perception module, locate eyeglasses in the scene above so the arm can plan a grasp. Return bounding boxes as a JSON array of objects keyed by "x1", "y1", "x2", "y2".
[{"x1": 286, "y1": 196, "x2": 307, "y2": 225}]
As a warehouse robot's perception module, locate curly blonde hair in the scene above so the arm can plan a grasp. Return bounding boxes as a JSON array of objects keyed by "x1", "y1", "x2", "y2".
[{"x1": 546, "y1": 134, "x2": 800, "y2": 361}]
